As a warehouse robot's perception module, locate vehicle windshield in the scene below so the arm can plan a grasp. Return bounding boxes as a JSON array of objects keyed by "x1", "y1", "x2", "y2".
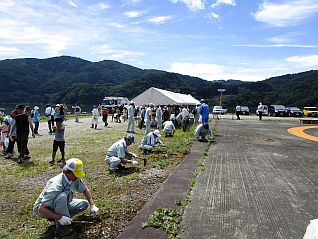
[
  {"x1": 241, "y1": 106, "x2": 249, "y2": 110},
  {"x1": 214, "y1": 106, "x2": 222, "y2": 109},
  {"x1": 305, "y1": 107, "x2": 318, "y2": 110},
  {"x1": 274, "y1": 105, "x2": 285, "y2": 110},
  {"x1": 288, "y1": 107, "x2": 300, "y2": 110}
]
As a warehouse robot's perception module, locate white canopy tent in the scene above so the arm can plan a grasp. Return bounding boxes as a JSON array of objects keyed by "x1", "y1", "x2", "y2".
[{"x1": 132, "y1": 87, "x2": 200, "y2": 106}]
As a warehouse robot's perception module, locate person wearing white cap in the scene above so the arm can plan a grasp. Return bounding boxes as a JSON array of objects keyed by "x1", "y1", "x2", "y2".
[
  {"x1": 139, "y1": 129, "x2": 164, "y2": 154},
  {"x1": 127, "y1": 101, "x2": 135, "y2": 133},
  {"x1": 33, "y1": 158, "x2": 99, "y2": 237},
  {"x1": 144, "y1": 103, "x2": 154, "y2": 134},
  {"x1": 105, "y1": 134, "x2": 138, "y2": 173}
]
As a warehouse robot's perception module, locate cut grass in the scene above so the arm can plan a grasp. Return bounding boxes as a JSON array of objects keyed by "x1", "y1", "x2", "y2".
[{"x1": 0, "y1": 119, "x2": 195, "y2": 239}]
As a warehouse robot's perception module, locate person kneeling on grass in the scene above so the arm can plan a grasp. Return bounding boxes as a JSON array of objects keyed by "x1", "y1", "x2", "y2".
[
  {"x1": 163, "y1": 120, "x2": 175, "y2": 137},
  {"x1": 139, "y1": 129, "x2": 164, "y2": 154},
  {"x1": 195, "y1": 123, "x2": 212, "y2": 142},
  {"x1": 33, "y1": 158, "x2": 99, "y2": 237},
  {"x1": 49, "y1": 118, "x2": 65, "y2": 165},
  {"x1": 105, "y1": 134, "x2": 139, "y2": 174}
]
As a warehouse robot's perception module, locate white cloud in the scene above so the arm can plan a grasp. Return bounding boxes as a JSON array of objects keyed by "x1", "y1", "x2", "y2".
[
  {"x1": 233, "y1": 43, "x2": 317, "y2": 48},
  {"x1": 209, "y1": 12, "x2": 220, "y2": 19},
  {"x1": 124, "y1": 10, "x2": 147, "y2": 18},
  {"x1": 285, "y1": 55, "x2": 318, "y2": 67},
  {"x1": 148, "y1": 16, "x2": 172, "y2": 24},
  {"x1": 170, "y1": 0, "x2": 205, "y2": 11},
  {"x1": 211, "y1": 0, "x2": 236, "y2": 8},
  {"x1": 170, "y1": 62, "x2": 224, "y2": 80},
  {"x1": 67, "y1": 1, "x2": 78, "y2": 8},
  {"x1": 91, "y1": 44, "x2": 144, "y2": 60},
  {"x1": 0, "y1": 46, "x2": 20, "y2": 56},
  {"x1": 253, "y1": 0, "x2": 318, "y2": 27}
]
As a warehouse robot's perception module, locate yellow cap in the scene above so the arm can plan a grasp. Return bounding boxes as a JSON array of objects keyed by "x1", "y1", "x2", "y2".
[{"x1": 66, "y1": 158, "x2": 85, "y2": 178}]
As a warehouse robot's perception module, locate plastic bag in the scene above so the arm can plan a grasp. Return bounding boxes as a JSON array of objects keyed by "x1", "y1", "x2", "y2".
[{"x1": 4, "y1": 137, "x2": 9, "y2": 148}]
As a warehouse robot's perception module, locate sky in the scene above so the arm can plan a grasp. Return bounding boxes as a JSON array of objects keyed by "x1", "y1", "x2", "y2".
[{"x1": 0, "y1": 0, "x2": 318, "y2": 82}]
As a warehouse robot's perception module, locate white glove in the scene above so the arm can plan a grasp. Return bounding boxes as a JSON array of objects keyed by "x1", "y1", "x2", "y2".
[
  {"x1": 132, "y1": 160, "x2": 139, "y2": 165},
  {"x1": 58, "y1": 215, "x2": 72, "y2": 225},
  {"x1": 91, "y1": 205, "x2": 99, "y2": 216}
]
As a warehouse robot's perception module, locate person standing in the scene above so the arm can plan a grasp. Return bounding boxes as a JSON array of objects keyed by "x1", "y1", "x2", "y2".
[
  {"x1": 45, "y1": 104, "x2": 55, "y2": 134},
  {"x1": 33, "y1": 106, "x2": 40, "y2": 134},
  {"x1": 33, "y1": 158, "x2": 99, "y2": 237},
  {"x1": 235, "y1": 105, "x2": 241, "y2": 120},
  {"x1": 102, "y1": 106, "x2": 109, "y2": 127},
  {"x1": 91, "y1": 105, "x2": 99, "y2": 129},
  {"x1": 145, "y1": 103, "x2": 154, "y2": 134},
  {"x1": 156, "y1": 105, "x2": 163, "y2": 131},
  {"x1": 9, "y1": 104, "x2": 35, "y2": 164},
  {"x1": 162, "y1": 106, "x2": 170, "y2": 122},
  {"x1": 199, "y1": 99, "x2": 209, "y2": 125},
  {"x1": 193, "y1": 104, "x2": 200, "y2": 124},
  {"x1": 105, "y1": 134, "x2": 138, "y2": 173},
  {"x1": 127, "y1": 101, "x2": 135, "y2": 133},
  {"x1": 139, "y1": 106, "x2": 146, "y2": 129},
  {"x1": 74, "y1": 105, "x2": 81, "y2": 123},
  {"x1": 4, "y1": 111, "x2": 17, "y2": 159},
  {"x1": 257, "y1": 102, "x2": 264, "y2": 120},
  {"x1": 49, "y1": 118, "x2": 65, "y2": 165}
]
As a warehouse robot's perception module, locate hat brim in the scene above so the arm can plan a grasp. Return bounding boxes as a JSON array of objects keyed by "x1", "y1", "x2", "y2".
[{"x1": 73, "y1": 170, "x2": 85, "y2": 178}]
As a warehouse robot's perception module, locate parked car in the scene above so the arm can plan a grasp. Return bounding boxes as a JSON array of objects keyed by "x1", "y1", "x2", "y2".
[
  {"x1": 239, "y1": 106, "x2": 249, "y2": 115},
  {"x1": 285, "y1": 107, "x2": 303, "y2": 117},
  {"x1": 268, "y1": 105, "x2": 286, "y2": 117},
  {"x1": 256, "y1": 105, "x2": 268, "y2": 116},
  {"x1": 213, "y1": 106, "x2": 226, "y2": 115},
  {"x1": 303, "y1": 107, "x2": 318, "y2": 117}
]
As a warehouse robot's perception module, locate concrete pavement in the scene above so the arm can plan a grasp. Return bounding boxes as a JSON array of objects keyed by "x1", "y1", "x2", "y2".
[{"x1": 180, "y1": 118, "x2": 318, "y2": 239}]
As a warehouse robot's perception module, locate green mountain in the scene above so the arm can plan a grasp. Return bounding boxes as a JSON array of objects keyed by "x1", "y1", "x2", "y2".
[{"x1": 0, "y1": 56, "x2": 317, "y2": 111}]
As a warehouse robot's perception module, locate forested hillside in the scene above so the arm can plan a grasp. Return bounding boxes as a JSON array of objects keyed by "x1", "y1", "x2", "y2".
[{"x1": 0, "y1": 56, "x2": 317, "y2": 110}]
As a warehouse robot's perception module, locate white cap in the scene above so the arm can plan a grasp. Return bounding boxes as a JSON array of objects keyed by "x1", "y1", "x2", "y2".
[{"x1": 153, "y1": 129, "x2": 161, "y2": 137}]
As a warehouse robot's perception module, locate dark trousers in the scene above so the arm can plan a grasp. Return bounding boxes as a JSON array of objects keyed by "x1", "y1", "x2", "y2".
[
  {"x1": 48, "y1": 116, "x2": 54, "y2": 133},
  {"x1": 34, "y1": 122, "x2": 39, "y2": 134},
  {"x1": 17, "y1": 132, "x2": 29, "y2": 158},
  {"x1": 236, "y1": 112, "x2": 240, "y2": 120},
  {"x1": 259, "y1": 112, "x2": 263, "y2": 120},
  {"x1": 6, "y1": 136, "x2": 16, "y2": 154},
  {"x1": 139, "y1": 117, "x2": 144, "y2": 129},
  {"x1": 102, "y1": 115, "x2": 108, "y2": 126}
]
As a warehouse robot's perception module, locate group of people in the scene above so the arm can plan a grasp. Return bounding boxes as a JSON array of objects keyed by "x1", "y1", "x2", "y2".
[{"x1": 0, "y1": 98, "x2": 213, "y2": 237}]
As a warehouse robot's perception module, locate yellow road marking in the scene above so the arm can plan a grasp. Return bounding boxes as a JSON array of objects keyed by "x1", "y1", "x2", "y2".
[{"x1": 288, "y1": 126, "x2": 318, "y2": 142}]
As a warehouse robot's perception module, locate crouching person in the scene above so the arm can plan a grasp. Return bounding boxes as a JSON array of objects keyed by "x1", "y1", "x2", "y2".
[
  {"x1": 163, "y1": 120, "x2": 175, "y2": 137},
  {"x1": 105, "y1": 134, "x2": 138, "y2": 174},
  {"x1": 195, "y1": 123, "x2": 212, "y2": 142},
  {"x1": 33, "y1": 158, "x2": 99, "y2": 237},
  {"x1": 139, "y1": 129, "x2": 164, "y2": 154}
]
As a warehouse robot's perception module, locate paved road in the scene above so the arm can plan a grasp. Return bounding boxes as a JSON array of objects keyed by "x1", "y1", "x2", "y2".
[{"x1": 181, "y1": 119, "x2": 318, "y2": 239}]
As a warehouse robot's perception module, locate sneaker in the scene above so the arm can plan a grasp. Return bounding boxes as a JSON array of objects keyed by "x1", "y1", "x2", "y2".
[
  {"x1": 54, "y1": 222, "x2": 73, "y2": 237},
  {"x1": 49, "y1": 160, "x2": 55, "y2": 165},
  {"x1": 24, "y1": 155, "x2": 31, "y2": 160},
  {"x1": 4, "y1": 153, "x2": 12, "y2": 159}
]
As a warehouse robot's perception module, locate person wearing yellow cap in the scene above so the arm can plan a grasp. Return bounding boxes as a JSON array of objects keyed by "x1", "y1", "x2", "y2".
[{"x1": 33, "y1": 158, "x2": 99, "y2": 237}]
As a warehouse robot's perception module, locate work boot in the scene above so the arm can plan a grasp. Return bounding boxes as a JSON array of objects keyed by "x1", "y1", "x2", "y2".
[
  {"x1": 54, "y1": 222, "x2": 73, "y2": 237},
  {"x1": 95, "y1": 124, "x2": 97, "y2": 129},
  {"x1": 91, "y1": 124, "x2": 94, "y2": 128}
]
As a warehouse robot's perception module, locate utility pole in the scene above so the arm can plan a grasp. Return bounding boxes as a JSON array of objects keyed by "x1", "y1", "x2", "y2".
[{"x1": 217, "y1": 89, "x2": 226, "y2": 106}]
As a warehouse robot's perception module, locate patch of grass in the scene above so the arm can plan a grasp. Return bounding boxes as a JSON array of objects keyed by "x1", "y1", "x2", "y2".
[
  {"x1": 142, "y1": 207, "x2": 180, "y2": 239},
  {"x1": 0, "y1": 120, "x2": 195, "y2": 239}
]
